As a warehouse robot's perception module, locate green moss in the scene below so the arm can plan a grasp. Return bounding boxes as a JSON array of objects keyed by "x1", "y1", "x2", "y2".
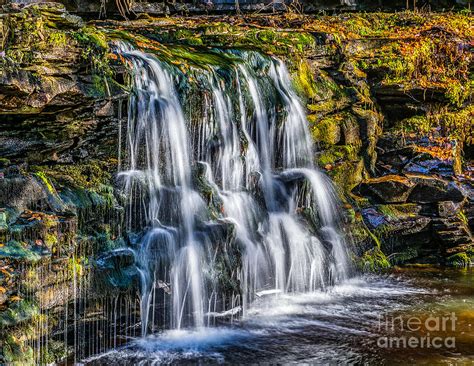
[
  {"x1": 350, "y1": 222, "x2": 372, "y2": 245},
  {"x1": 393, "y1": 106, "x2": 472, "y2": 144},
  {"x1": 0, "y1": 158, "x2": 10, "y2": 168},
  {"x1": 293, "y1": 60, "x2": 317, "y2": 100},
  {"x1": 327, "y1": 159, "x2": 364, "y2": 194},
  {"x1": 311, "y1": 114, "x2": 342, "y2": 146},
  {"x1": 67, "y1": 256, "x2": 84, "y2": 277},
  {"x1": 380, "y1": 37, "x2": 471, "y2": 106},
  {"x1": 34, "y1": 171, "x2": 55, "y2": 194},
  {"x1": 307, "y1": 100, "x2": 340, "y2": 115},
  {"x1": 447, "y1": 252, "x2": 472, "y2": 268},
  {"x1": 72, "y1": 26, "x2": 112, "y2": 82},
  {"x1": 445, "y1": 80, "x2": 471, "y2": 107},
  {"x1": 378, "y1": 204, "x2": 419, "y2": 219},
  {"x1": 317, "y1": 145, "x2": 358, "y2": 167},
  {"x1": 357, "y1": 247, "x2": 391, "y2": 272},
  {"x1": 44, "y1": 232, "x2": 58, "y2": 248},
  {"x1": 0, "y1": 241, "x2": 41, "y2": 262},
  {"x1": 457, "y1": 211, "x2": 468, "y2": 226},
  {"x1": 89, "y1": 74, "x2": 108, "y2": 98},
  {"x1": 172, "y1": 28, "x2": 204, "y2": 46},
  {"x1": 47, "y1": 30, "x2": 67, "y2": 47},
  {"x1": 395, "y1": 115, "x2": 431, "y2": 135},
  {"x1": 135, "y1": 23, "x2": 315, "y2": 58},
  {"x1": 311, "y1": 70, "x2": 348, "y2": 103},
  {"x1": 73, "y1": 25, "x2": 108, "y2": 52},
  {"x1": 42, "y1": 214, "x2": 58, "y2": 229},
  {"x1": 429, "y1": 105, "x2": 473, "y2": 144},
  {"x1": 0, "y1": 300, "x2": 39, "y2": 327},
  {"x1": 90, "y1": 231, "x2": 122, "y2": 253},
  {"x1": 3, "y1": 335, "x2": 35, "y2": 365},
  {"x1": 388, "y1": 247, "x2": 418, "y2": 265},
  {"x1": 39, "y1": 340, "x2": 68, "y2": 365},
  {"x1": 37, "y1": 161, "x2": 113, "y2": 190}
]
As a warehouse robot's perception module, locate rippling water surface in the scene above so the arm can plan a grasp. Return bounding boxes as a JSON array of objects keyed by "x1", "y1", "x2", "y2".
[{"x1": 85, "y1": 268, "x2": 474, "y2": 365}]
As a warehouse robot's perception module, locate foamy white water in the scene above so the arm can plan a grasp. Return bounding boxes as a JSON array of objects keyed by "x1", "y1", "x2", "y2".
[{"x1": 85, "y1": 275, "x2": 433, "y2": 365}]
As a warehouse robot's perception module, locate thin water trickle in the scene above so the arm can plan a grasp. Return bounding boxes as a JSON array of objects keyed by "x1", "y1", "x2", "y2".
[{"x1": 116, "y1": 44, "x2": 352, "y2": 337}]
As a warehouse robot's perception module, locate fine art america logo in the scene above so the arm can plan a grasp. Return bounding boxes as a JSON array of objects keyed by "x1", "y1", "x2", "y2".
[{"x1": 377, "y1": 313, "x2": 457, "y2": 349}]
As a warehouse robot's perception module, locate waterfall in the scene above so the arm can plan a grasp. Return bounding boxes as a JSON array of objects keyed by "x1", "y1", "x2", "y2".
[
  {"x1": 340, "y1": 0, "x2": 357, "y2": 6},
  {"x1": 117, "y1": 45, "x2": 351, "y2": 336},
  {"x1": 118, "y1": 47, "x2": 207, "y2": 331}
]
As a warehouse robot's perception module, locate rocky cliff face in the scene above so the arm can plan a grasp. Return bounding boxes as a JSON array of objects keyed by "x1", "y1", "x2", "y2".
[
  {"x1": 0, "y1": 4, "x2": 129, "y2": 363},
  {"x1": 0, "y1": 3, "x2": 472, "y2": 363}
]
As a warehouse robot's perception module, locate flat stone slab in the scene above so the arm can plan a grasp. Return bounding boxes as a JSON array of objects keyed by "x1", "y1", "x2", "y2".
[{"x1": 353, "y1": 175, "x2": 415, "y2": 203}]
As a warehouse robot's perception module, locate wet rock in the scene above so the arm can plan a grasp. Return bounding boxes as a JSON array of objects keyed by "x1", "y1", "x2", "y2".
[
  {"x1": 432, "y1": 217, "x2": 463, "y2": 231},
  {"x1": 0, "y1": 175, "x2": 47, "y2": 212},
  {"x1": 437, "y1": 229, "x2": 472, "y2": 247},
  {"x1": 377, "y1": 146, "x2": 416, "y2": 173},
  {"x1": 94, "y1": 100, "x2": 114, "y2": 117},
  {"x1": 0, "y1": 240, "x2": 42, "y2": 262},
  {"x1": 35, "y1": 281, "x2": 73, "y2": 309},
  {"x1": 373, "y1": 84, "x2": 446, "y2": 124},
  {"x1": 341, "y1": 113, "x2": 360, "y2": 146},
  {"x1": 351, "y1": 106, "x2": 383, "y2": 173},
  {"x1": 437, "y1": 201, "x2": 462, "y2": 218},
  {"x1": 446, "y1": 251, "x2": 472, "y2": 267},
  {"x1": 95, "y1": 248, "x2": 138, "y2": 289},
  {"x1": 465, "y1": 199, "x2": 474, "y2": 232},
  {"x1": 353, "y1": 175, "x2": 414, "y2": 203},
  {"x1": 432, "y1": 216, "x2": 473, "y2": 254},
  {"x1": 362, "y1": 205, "x2": 430, "y2": 236},
  {"x1": 407, "y1": 175, "x2": 465, "y2": 203},
  {"x1": 403, "y1": 153, "x2": 454, "y2": 177},
  {"x1": 361, "y1": 207, "x2": 386, "y2": 229}
]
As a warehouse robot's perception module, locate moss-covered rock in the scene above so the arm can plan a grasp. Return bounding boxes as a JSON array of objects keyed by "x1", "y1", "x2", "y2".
[
  {"x1": 356, "y1": 247, "x2": 391, "y2": 272},
  {"x1": 0, "y1": 240, "x2": 42, "y2": 263},
  {"x1": 0, "y1": 300, "x2": 39, "y2": 327},
  {"x1": 354, "y1": 175, "x2": 415, "y2": 203},
  {"x1": 447, "y1": 252, "x2": 472, "y2": 268},
  {"x1": 311, "y1": 114, "x2": 342, "y2": 146}
]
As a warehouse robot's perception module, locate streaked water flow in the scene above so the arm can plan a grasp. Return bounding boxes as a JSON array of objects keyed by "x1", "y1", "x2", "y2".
[{"x1": 116, "y1": 44, "x2": 352, "y2": 337}]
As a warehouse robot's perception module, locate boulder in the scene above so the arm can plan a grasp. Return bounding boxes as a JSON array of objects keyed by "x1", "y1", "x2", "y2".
[
  {"x1": 407, "y1": 175, "x2": 465, "y2": 203},
  {"x1": 362, "y1": 206, "x2": 430, "y2": 236},
  {"x1": 376, "y1": 146, "x2": 416, "y2": 174},
  {"x1": 0, "y1": 174, "x2": 47, "y2": 212},
  {"x1": 353, "y1": 175, "x2": 414, "y2": 203}
]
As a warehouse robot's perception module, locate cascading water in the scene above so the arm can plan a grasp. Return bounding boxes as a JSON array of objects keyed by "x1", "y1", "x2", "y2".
[{"x1": 116, "y1": 45, "x2": 352, "y2": 336}]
